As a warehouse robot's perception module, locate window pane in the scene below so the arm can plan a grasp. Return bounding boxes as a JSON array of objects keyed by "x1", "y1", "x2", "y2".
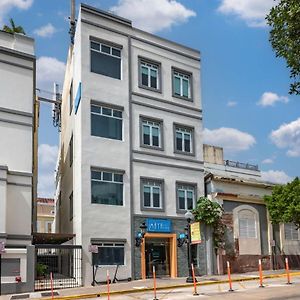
[
  {"x1": 184, "y1": 133, "x2": 191, "y2": 152},
  {"x1": 187, "y1": 191, "x2": 194, "y2": 210},
  {"x1": 143, "y1": 125, "x2": 150, "y2": 145},
  {"x1": 101, "y1": 44, "x2": 110, "y2": 54},
  {"x1": 114, "y1": 174, "x2": 123, "y2": 183},
  {"x1": 91, "y1": 42, "x2": 100, "y2": 51},
  {"x1": 150, "y1": 69, "x2": 157, "y2": 89},
  {"x1": 152, "y1": 127, "x2": 159, "y2": 147},
  {"x1": 102, "y1": 107, "x2": 112, "y2": 116},
  {"x1": 153, "y1": 187, "x2": 160, "y2": 208},
  {"x1": 103, "y1": 172, "x2": 112, "y2": 181},
  {"x1": 91, "y1": 105, "x2": 101, "y2": 114},
  {"x1": 113, "y1": 110, "x2": 122, "y2": 118},
  {"x1": 174, "y1": 76, "x2": 181, "y2": 95},
  {"x1": 144, "y1": 186, "x2": 151, "y2": 207},
  {"x1": 91, "y1": 181, "x2": 123, "y2": 205},
  {"x1": 91, "y1": 170, "x2": 101, "y2": 180},
  {"x1": 91, "y1": 114, "x2": 122, "y2": 140},
  {"x1": 182, "y1": 78, "x2": 189, "y2": 97},
  {"x1": 141, "y1": 66, "x2": 148, "y2": 86},
  {"x1": 178, "y1": 190, "x2": 185, "y2": 210},
  {"x1": 112, "y1": 48, "x2": 121, "y2": 57},
  {"x1": 176, "y1": 132, "x2": 182, "y2": 151},
  {"x1": 91, "y1": 51, "x2": 121, "y2": 79}
]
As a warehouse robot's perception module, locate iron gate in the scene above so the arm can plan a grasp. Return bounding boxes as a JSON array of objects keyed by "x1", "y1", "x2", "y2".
[{"x1": 35, "y1": 245, "x2": 82, "y2": 291}]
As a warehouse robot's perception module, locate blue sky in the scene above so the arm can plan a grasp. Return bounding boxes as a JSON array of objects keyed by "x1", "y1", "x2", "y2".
[{"x1": 2, "y1": 0, "x2": 299, "y2": 197}]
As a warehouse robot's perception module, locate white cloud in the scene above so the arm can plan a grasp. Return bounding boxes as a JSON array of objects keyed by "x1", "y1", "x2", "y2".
[
  {"x1": 262, "y1": 158, "x2": 273, "y2": 164},
  {"x1": 0, "y1": 0, "x2": 33, "y2": 26},
  {"x1": 203, "y1": 127, "x2": 256, "y2": 153},
  {"x1": 36, "y1": 56, "x2": 65, "y2": 92},
  {"x1": 218, "y1": 0, "x2": 277, "y2": 28},
  {"x1": 38, "y1": 144, "x2": 58, "y2": 198},
  {"x1": 227, "y1": 101, "x2": 237, "y2": 107},
  {"x1": 270, "y1": 118, "x2": 300, "y2": 157},
  {"x1": 261, "y1": 170, "x2": 292, "y2": 184},
  {"x1": 34, "y1": 23, "x2": 56, "y2": 38},
  {"x1": 110, "y1": 0, "x2": 196, "y2": 33},
  {"x1": 257, "y1": 92, "x2": 289, "y2": 107}
]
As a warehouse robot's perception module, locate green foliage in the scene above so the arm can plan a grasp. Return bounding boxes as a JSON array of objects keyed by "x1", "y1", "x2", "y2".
[
  {"x1": 3, "y1": 18, "x2": 26, "y2": 35},
  {"x1": 193, "y1": 197, "x2": 225, "y2": 250},
  {"x1": 36, "y1": 263, "x2": 48, "y2": 277},
  {"x1": 264, "y1": 177, "x2": 300, "y2": 228},
  {"x1": 266, "y1": 0, "x2": 300, "y2": 95}
]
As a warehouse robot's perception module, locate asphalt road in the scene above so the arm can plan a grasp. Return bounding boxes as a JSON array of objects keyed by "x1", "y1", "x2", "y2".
[{"x1": 97, "y1": 276, "x2": 300, "y2": 300}]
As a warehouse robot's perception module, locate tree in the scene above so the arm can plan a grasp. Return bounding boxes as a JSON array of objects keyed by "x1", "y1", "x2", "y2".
[
  {"x1": 3, "y1": 18, "x2": 26, "y2": 35},
  {"x1": 264, "y1": 177, "x2": 300, "y2": 229},
  {"x1": 266, "y1": 0, "x2": 300, "y2": 95},
  {"x1": 193, "y1": 197, "x2": 225, "y2": 251}
]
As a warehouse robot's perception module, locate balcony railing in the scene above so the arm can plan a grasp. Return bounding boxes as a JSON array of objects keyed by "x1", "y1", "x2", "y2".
[{"x1": 224, "y1": 160, "x2": 259, "y2": 171}]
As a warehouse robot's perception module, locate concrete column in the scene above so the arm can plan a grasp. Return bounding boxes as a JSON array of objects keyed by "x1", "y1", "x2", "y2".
[
  {"x1": 0, "y1": 168, "x2": 8, "y2": 236},
  {"x1": 206, "y1": 225, "x2": 213, "y2": 275}
]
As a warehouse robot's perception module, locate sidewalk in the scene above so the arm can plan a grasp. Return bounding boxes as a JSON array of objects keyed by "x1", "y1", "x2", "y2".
[{"x1": 1, "y1": 269, "x2": 299, "y2": 300}]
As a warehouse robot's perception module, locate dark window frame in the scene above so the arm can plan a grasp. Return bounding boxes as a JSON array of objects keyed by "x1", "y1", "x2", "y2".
[
  {"x1": 171, "y1": 67, "x2": 193, "y2": 101},
  {"x1": 138, "y1": 56, "x2": 162, "y2": 93},
  {"x1": 140, "y1": 177, "x2": 165, "y2": 212}
]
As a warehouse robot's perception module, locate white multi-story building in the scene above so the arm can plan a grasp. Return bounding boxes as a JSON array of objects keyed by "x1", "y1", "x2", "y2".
[
  {"x1": 56, "y1": 4, "x2": 204, "y2": 285},
  {"x1": 0, "y1": 30, "x2": 36, "y2": 294}
]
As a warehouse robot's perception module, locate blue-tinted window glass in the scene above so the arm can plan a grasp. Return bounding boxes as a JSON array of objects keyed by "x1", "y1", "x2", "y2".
[
  {"x1": 184, "y1": 134, "x2": 191, "y2": 152},
  {"x1": 91, "y1": 114, "x2": 122, "y2": 140},
  {"x1": 153, "y1": 187, "x2": 160, "y2": 208},
  {"x1": 143, "y1": 125, "x2": 150, "y2": 145},
  {"x1": 103, "y1": 172, "x2": 112, "y2": 181},
  {"x1": 143, "y1": 186, "x2": 151, "y2": 207},
  {"x1": 178, "y1": 190, "x2": 185, "y2": 210},
  {"x1": 176, "y1": 132, "x2": 183, "y2": 151},
  {"x1": 174, "y1": 76, "x2": 181, "y2": 95},
  {"x1": 152, "y1": 127, "x2": 159, "y2": 147},
  {"x1": 182, "y1": 79, "x2": 189, "y2": 97},
  {"x1": 91, "y1": 181, "x2": 123, "y2": 206}
]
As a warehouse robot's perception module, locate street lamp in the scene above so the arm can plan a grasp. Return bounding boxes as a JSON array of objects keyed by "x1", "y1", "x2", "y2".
[
  {"x1": 185, "y1": 210, "x2": 195, "y2": 283},
  {"x1": 135, "y1": 222, "x2": 147, "y2": 247}
]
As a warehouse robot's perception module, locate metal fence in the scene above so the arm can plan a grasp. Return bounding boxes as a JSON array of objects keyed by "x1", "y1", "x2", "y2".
[{"x1": 35, "y1": 245, "x2": 82, "y2": 291}]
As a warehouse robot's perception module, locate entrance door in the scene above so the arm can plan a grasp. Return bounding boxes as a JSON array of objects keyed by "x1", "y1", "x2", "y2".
[{"x1": 145, "y1": 238, "x2": 170, "y2": 278}]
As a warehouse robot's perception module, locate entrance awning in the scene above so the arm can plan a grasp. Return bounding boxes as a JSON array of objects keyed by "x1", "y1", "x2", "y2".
[{"x1": 32, "y1": 233, "x2": 75, "y2": 245}]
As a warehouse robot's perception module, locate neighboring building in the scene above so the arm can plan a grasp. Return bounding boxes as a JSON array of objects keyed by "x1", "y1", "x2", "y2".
[
  {"x1": 37, "y1": 198, "x2": 55, "y2": 233},
  {"x1": 56, "y1": 4, "x2": 204, "y2": 285},
  {"x1": 203, "y1": 144, "x2": 274, "y2": 274},
  {"x1": 0, "y1": 30, "x2": 36, "y2": 294}
]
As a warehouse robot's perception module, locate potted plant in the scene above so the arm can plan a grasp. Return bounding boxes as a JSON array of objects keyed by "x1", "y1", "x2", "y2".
[{"x1": 36, "y1": 263, "x2": 48, "y2": 279}]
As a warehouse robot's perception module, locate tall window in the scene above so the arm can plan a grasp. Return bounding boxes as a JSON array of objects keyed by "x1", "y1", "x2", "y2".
[
  {"x1": 90, "y1": 40, "x2": 121, "y2": 79},
  {"x1": 142, "y1": 119, "x2": 162, "y2": 148},
  {"x1": 142, "y1": 179, "x2": 163, "y2": 210},
  {"x1": 69, "y1": 135, "x2": 73, "y2": 167},
  {"x1": 92, "y1": 242, "x2": 125, "y2": 266},
  {"x1": 69, "y1": 192, "x2": 73, "y2": 221},
  {"x1": 91, "y1": 104, "x2": 122, "y2": 140},
  {"x1": 91, "y1": 169, "x2": 123, "y2": 206},
  {"x1": 239, "y1": 217, "x2": 256, "y2": 238},
  {"x1": 175, "y1": 126, "x2": 193, "y2": 154},
  {"x1": 173, "y1": 70, "x2": 191, "y2": 99},
  {"x1": 284, "y1": 223, "x2": 299, "y2": 240},
  {"x1": 140, "y1": 60, "x2": 160, "y2": 90},
  {"x1": 69, "y1": 81, "x2": 73, "y2": 114},
  {"x1": 177, "y1": 184, "x2": 195, "y2": 211}
]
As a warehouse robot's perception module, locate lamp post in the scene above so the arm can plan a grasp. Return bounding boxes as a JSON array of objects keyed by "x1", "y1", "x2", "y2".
[{"x1": 185, "y1": 210, "x2": 194, "y2": 283}]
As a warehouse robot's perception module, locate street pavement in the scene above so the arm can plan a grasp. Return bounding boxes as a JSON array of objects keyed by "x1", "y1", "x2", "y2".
[{"x1": 104, "y1": 276, "x2": 300, "y2": 299}]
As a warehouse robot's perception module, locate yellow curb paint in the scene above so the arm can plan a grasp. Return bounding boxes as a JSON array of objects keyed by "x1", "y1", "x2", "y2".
[{"x1": 40, "y1": 272, "x2": 300, "y2": 300}]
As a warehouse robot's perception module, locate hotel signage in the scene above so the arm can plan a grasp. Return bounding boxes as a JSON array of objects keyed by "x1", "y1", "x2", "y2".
[{"x1": 146, "y1": 218, "x2": 172, "y2": 233}]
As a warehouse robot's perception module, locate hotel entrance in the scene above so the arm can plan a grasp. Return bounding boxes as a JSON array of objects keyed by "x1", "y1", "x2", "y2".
[{"x1": 141, "y1": 233, "x2": 177, "y2": 279}]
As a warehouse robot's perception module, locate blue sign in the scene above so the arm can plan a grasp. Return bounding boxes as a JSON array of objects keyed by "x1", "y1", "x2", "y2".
[{"x1": 146, "y1": 219, "x2": 172, "y2": 233}]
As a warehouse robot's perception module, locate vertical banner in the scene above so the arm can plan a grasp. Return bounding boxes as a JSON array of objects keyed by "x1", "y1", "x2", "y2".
[{"x1": 190, "y1": 222, "x2": 201, "y2": 244}]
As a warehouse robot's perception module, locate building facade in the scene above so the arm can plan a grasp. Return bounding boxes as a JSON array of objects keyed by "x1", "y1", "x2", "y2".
[
  {"x1": 0, "y1": 30, "x2": 36, "y2": 294},
  {"x1": 36, "y1": 198, "x2": 55, "y2": 233},
  {"x1": 203, "y1": 145, "x2": 275, "y2": 273},
  {"x1": 56, "y1": 4, "x2": 205, "y2": 285}
]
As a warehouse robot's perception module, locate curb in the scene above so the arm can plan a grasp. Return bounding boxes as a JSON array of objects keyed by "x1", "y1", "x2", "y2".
[{"x1": 41, "y1": 272, "x2": 300, "y2": 300}]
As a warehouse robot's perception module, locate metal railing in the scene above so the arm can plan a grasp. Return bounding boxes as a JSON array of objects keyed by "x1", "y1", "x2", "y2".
[
  {"x1": 35, "y1": 245, "x2": 82, "y2": 291},
  {"x1": 224, "y1": 160, "x2": 259, "y2": 171}
]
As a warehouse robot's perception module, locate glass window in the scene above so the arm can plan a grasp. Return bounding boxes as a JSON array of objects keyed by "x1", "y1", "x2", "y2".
[
  {"x1": 69, "y1": 135, "x2": 73, "y2": 167},
  {"x1": 173, "y1": 71, "x2": 191, "y2": 98},
  {"x1": 90, "y1": 40, "x2": 121, "y2": 79},
  {"x1": 177, "y1": 185, "x2": 195, "y2": 211},
  {"x1": 239, "y1": 218, "x2": 256, "y2": 238},
  {"x1": 91, "y1": 170, "x2": 123, "y2": 206},
  {"x1": 175, "y1": 127, "x2": 193, "y2": 153},
  {"x1": 142, "y1": 180, "x2": 162, "y2": 209},
  {"x1": 140, "y1": 61, "x2": 159, "y2": 90},
  {"x1": 91, "y1": 104, "x2": 122, "y2": 140},
  {"x1": 69, "y1": 192, "x2": 73, "y2": 221},
  {"x1": 142, "y1": 119, "x2": 161, "y2": 148},
  {"x1": 69, "y1": 81, "x2": 73, "y2": 114},
  {"x1": 93, "y1": 242, "x2": 125, "y2": 266},
  {"x1": 284, "y1": 223, "x2": 299, "y2": 240}
]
